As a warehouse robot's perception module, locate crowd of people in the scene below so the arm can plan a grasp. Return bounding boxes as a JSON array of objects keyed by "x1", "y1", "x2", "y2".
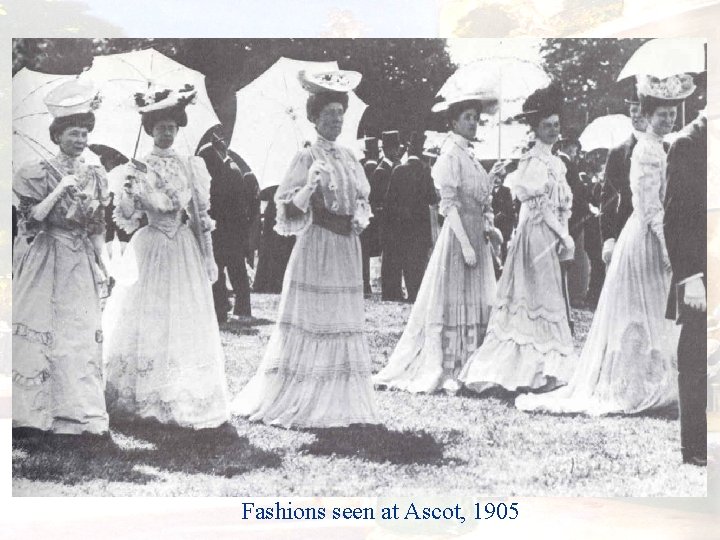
[{"x1": 11, "y1": 64, "x2": 708, "y2": 469}]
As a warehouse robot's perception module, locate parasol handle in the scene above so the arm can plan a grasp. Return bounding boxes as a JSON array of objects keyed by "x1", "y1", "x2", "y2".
[
  {"x1": 13, "y1": 128, "x2": 65, "y2": 181},
  {"x1": 132, "y1": 123, "x2": 143, "y2": 160}
]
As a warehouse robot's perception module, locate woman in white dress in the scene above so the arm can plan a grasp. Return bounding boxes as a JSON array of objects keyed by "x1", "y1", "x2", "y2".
[
  {"x1": 103, "y1": 87, "x2": 231, "y2": 431},
  {"x1": 459, "y1": 82, "x2": 577, "y2": 394},
  {"x1": 13, "y1": 80, "x2": 111, "y2": 437},
  {"x1": 515, "y1": 74, "x2": 696, "y2": 415},
  {"x1": 233, "y1": 70, "x2": 380, "y2": 428},
  {"x1": 373, "y1": 95, "x2": 502, "y2": 394}
]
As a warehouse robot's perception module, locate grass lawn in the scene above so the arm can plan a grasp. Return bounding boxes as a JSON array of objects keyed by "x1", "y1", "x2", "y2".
[{"x1": 12, "y1": 293, "x2": 707, "y2": 496}]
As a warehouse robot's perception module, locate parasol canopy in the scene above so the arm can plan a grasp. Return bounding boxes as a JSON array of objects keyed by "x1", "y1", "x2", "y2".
[
  {"x1": 579, "y1": 114, "x2": 634, "y2": 151},
  {"x1": 617, "y1": 38, "x2": 706, "y2": 81},
  {"x1": 229, "y1": 57, "x2": 367, "y2": 190}
]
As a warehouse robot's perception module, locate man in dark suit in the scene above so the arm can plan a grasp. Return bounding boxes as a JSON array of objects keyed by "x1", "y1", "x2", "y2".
[
  {"x1": 584, "y1": 164, "x2": 606, "y2": 309},
  {"x1": 200, "y1": 136, "x2": 260, "y2": 323},
  {"x1": 373, "y1": 131, "x2": 404, "y2": 301},
  {"x1": 360, "y1": 137, "x2": 380, "y2": 296},
  {"x1": 491, "y1": 163, "x2": 515, "y2": 264},
  {"x1": 664, "y1": 111, "x2": 707, "y2": 467},
  {"x1": 556, "y1": 134, "x2": 590, "y2": 309},
  {"x1": 384, "y1": 132, "x2": 439, "y2": 302},
  {"x1": 600, "y1": 95, "x2": 648, "y2": 265}
]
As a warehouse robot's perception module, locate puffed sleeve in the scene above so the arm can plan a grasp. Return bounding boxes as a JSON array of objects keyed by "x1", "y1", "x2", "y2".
[
  {"x1": 630, "y1": 141, "x2": 666, "y2": 242},
  {"x1": 351, "y1": 154, "x2": 372, "y2": 235},
  {"x1": 505, "y1": 155, "x2": 549, "y2": 202},
  {"x1": 110, "y1": 162, "x2": 145, "y2": 234},
  {"x1": 432, "y1": 151, "x2": 461, "y2": 217},
  {"x1": 274, "y1": 149, "x2": 315, "y2": 236},
  {"x1": 85, "y1": 165, "x2": 110, "y2": 237},
  {"x1": 188, "y1": 156, "x2": 215, "y2": 233},
  {"x1": 12, "y1": 160, "x2": 52, "y2": 236}
]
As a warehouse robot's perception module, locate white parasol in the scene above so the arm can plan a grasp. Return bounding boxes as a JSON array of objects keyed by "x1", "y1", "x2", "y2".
[
  {"x1": 12, "y1": 68, "x2": 102, "y2": 171},
  {"x1": 579, "y1": 114, "x2": 634, "y2": 151},
  {"x1": 617, "y1": 38, "x2": 706, "y2": 81},
  {"x1": 229, "y1": 57, "x2": 367, "y2": 190},
  {"x1": 85, "y1": 48, "x2": 220, "y2": 159},
  {"x1": 437, "y1": 57, "x2": 551, "y2": 157}
]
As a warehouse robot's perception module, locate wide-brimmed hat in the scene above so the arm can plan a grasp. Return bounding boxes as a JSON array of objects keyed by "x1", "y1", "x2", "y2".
[
  {"x1": 44, "y1": 79, "x2": 101, "y2": 118},
  {"x1": 298, "y1": 70, "x2": 362, "y2": 94},
  {"x1": 134, "y1": 84, "x2": 197, "y2": 113},
  {"x1": 636, "y1": 73, "x2": 696, "y2": 101},
  {"x1": 431, "y1": 92, "x2": 499, "y2": 115}
]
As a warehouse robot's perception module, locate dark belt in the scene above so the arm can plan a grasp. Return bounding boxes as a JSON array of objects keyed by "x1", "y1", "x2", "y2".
[{"x1": 312, "y1": 207, "x2": 352, "y2": 236}]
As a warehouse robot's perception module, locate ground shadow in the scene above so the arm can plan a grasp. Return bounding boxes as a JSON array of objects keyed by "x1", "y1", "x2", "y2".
[
  {"x1": 12, "y1": 420, "x2": 282, "y2": 486},
  {"x1": 299, "y1": 425, "x2": 449, "y2": 465}
]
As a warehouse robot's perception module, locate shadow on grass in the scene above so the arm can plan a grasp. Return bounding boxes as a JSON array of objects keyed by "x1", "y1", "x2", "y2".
[
  {"x1": 12, "y1": 420, "x2": 282, "y2": 486},
  {"x1": 300, "y1": 425, "x2": 450, "y2": 465},
  {"x1": 220, "y1": 317, "x2": 275, "y2": 336}
]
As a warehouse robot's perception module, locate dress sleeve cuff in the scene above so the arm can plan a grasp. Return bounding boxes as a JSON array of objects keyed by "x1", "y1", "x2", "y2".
[{"x1": 678, "y1": 273, "x2": 704, "y2": 286}]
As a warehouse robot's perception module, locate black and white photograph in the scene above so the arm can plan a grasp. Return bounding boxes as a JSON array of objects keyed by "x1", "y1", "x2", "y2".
[{"x1": 9, "y1": 37, "x2": 712, "y2": 497}]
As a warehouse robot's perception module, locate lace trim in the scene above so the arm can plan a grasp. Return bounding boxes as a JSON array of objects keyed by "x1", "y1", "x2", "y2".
[
  {"x1": 13, "y1": 323, "x2": 53, "y2": 347},
  {"x1": 276, "y1": 321, "x2": 366, "y2": 337},
  {"x1": 12, "y1": 368, "x2": 50, "y2": 386},
  {"x1": 287, "y1": 280, "x2": 364, "y2": 295},
  {"x1": 484, "y1": 325, "x2": 574, "y2": 356},
  {"x1": 493, "y1": 297, "x2": 569, "y2": 324},
  {"x1": 261, "y1": 365, "x2": 373, "y2": 382}
]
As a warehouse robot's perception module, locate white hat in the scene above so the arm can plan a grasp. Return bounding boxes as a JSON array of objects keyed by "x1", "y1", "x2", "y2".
[
  {"x1": 431, "y1": 92, "x2": 499, "y2": 115},
  {"x1": 43, "y1": 79, "x2": 101, "y2": 118},
  {"x1": 636, "y1": 73, "x2": 696, "y2": 101},
  {"x1": 134, "y1": 84, "x2": 197, "y2": 113},
  {"x1": 298, "y1": 70, "x2": 362, "y2": 94}
]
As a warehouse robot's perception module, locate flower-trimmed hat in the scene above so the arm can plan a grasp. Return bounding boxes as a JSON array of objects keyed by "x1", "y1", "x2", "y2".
[
  {"x1": 298, "y1": 70, "x2": 362, "y2": 94},
  {"x1": 44, "y1": 79, "x2": 101, "y2": 118},
  {"x1": 431, "y1": 92, "x2": 499, "y2": 116},
  {"x1": 636, "y1": 73, "x2": 696, "y2": 101},
  {"x1": 135, "y1": 84, "x2": 197, "y2": 135}
]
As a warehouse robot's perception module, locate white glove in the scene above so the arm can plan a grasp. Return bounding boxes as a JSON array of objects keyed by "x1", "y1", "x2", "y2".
[
  {"x1": 58, "y1": 174, "x2": 78, "y2": 192},
  {"x1": 683, "y1": 277, "x2": 706, "y2": 312},
  {"x1": 602, "y1": 238, "x2": 615, "y2": 265},
  {"x1": 461, "y1": 242, "x2": 477, "y2": 267},
  {"x1": 206, "y1": 258, "x2": 219, "y2": 284},
  {"x1": 307, "y1": 160, "x2": 328, "y2": 189}
]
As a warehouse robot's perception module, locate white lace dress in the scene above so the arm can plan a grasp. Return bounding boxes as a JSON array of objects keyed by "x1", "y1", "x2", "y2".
[
  {"x1": 516, "y1": 132, "x2": 679, "y2": 414},
  {"x1": 459, "y1": 141, "x2": 576, "y2": 393},
  {"x1": 232, "y1": 135, "x2": 380, "y2": 428},
  {"x1": 372, "y1": 133, "x2": 497, "y2": 393},
  {"x1": 103, "y1": 146, "x2": 230, "y2": 428}
]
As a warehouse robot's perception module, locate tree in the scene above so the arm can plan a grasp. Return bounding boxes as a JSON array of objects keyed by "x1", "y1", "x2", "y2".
[
  {"x1": 540, "y1": 38, "x2": 707, "y2": 133},
  {"x1": 13, "y1": 38, "x2": 456, "y2": 144}
]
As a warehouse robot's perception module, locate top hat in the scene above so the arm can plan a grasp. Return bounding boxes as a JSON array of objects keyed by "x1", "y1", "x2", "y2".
[
  {"x1": 381, "y1": 130, "x2": 401, "y2": 149},
  {"x1": 363, "y1": 137, "x2": 379, "y2": 154}
]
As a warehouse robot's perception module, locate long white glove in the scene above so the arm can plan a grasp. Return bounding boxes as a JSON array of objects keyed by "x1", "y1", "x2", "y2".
[
  {"x1": 446, "y1": 206, "x2": 476, "y2": 267},
  {"x1": 30, "y1": 174, "x2": 77, "y2": 222},
  {"x1": 684, "y1": 276, "x2": 707, "y2": 312},
  {"x1": 292, "y1": 160, "x2": 327, "y2": 212},
  {"x1": 602, "y1": 238, "x2": 615, "y2": 265}
]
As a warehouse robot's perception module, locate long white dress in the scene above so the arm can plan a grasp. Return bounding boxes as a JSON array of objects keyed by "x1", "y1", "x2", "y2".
[
  {"x1": 233, "y1": 135, "x2": 380, "y2": 428},
  {"x1": 516, "y1": 132, "x2": 680, "y2": 415},
  {"x1": 103, "y1": 146, "x2": 230, "y2": 429},
  {"x1": 372, "y1": 132, "x2": 497, "y2": 393},
  {"x1": 459, "y1": 141, "x2": 576, "y2": 393}
]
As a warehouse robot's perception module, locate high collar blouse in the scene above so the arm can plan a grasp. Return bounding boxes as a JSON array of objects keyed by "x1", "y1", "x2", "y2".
[
  {"x1": 275, "y1": 134, "x2": 371, "y2": 237},
  {"x1": 431, "y1": 132, "x2": 493, "y2": 220},
  {"x1": 505, "y1": 140, "x2": 573, "y2": 229}
]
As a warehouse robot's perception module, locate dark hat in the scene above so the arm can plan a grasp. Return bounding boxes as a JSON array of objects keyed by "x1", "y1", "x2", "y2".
[
  {"x1": 624, "y1": 87, "x2": 641, "y2": 105},
  {"x1": 381, "y1": 130, "x2": 401, "y2": 150},
  {"x1": 516, "y1": 81, "x2": 564, "y2": 125},
  {"x1": 363, "y1": 137, "x2": 379, "y2": 154}
]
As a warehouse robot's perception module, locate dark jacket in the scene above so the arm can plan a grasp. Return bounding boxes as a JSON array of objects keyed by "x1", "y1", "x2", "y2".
[
  {"x1": 491, "y1": 184, "x2": 515, "y2": 241},
  {"x1": 385, "y1": 156, "x2": 438, "y2": 247},
  {"x1": 664, "y1": 117, "x2": 707, "y2": 321},
  {"x1": 557, "y1": 152, "x2": 590, "y2": 237},
  {"x1": 601, "y1": 134, "x2": 637, "y2": 243}
]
